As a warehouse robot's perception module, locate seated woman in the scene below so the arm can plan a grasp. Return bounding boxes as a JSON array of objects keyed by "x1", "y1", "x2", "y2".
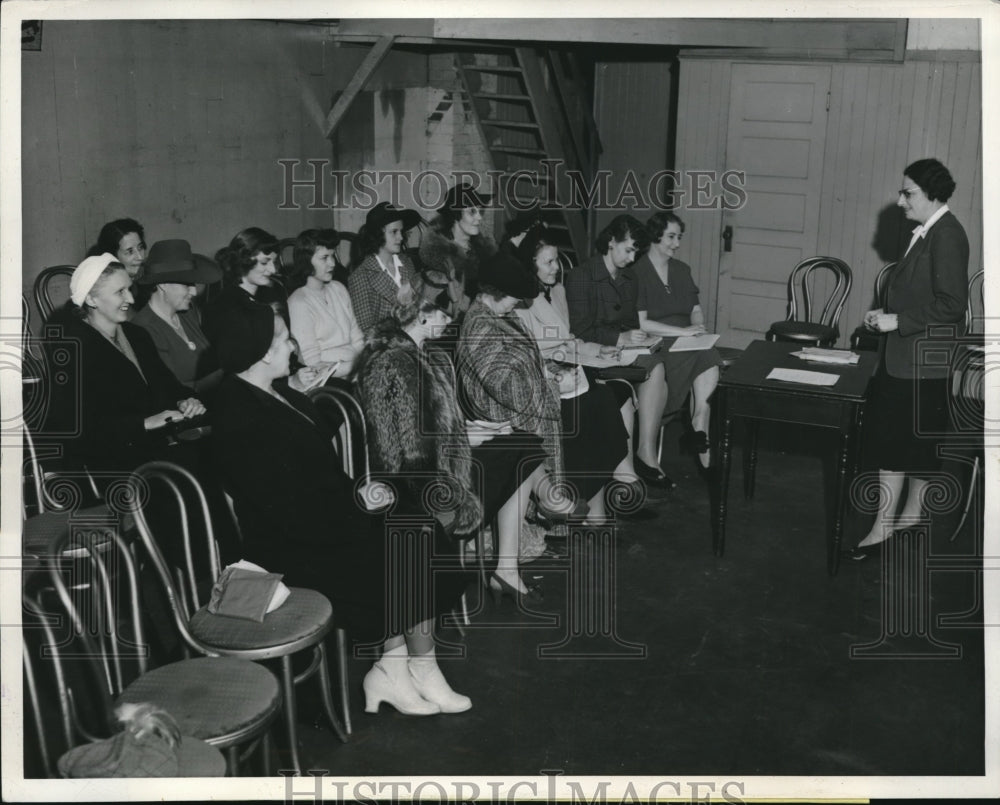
[
  {"x1": 287, "y1": 228, "x2": 363, "y2": 378},
  {"x1": 349, "y1": 203, "x2": 422, "y2": 334},
  {"x1": 211, "y1": 302, "x2": 472, "y2": 715},
  {"x1": 131, "y1": 239, "x2": 223, "y2": 397},
  {"x1": 419, "y1": 182, "x2": 496, "y2": 319},
  {"x1": 458, "y1": 252, "x2": 595, "y2": 597},
  {"x1": 355, "y1": 282, "x2": 549, "y2": 603},
  {"x1": 513, "y1": 227, "x2": 646, "y2": 510},
  {"x1": 205, "y1": 227, "x2": 322, "y2": 392},
  {"x1": 632, "y1": 212, "x2": 723, "y2": 469},
  {"x1": 87, "y1": 218, "x2": 150, "y2": 309},
  {"x1": 564, "y1": 214, "x2": 675, "y2": 488},
  {"x1": 48, "y1": 254, "x2": 205, "y2": 494}
]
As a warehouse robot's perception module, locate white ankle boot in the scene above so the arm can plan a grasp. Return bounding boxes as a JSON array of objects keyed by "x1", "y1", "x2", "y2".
[
  {"x1": 363, "y1": 645, "x2": 440, "y2": 716},
  {"x1": 408, "y1": 648, "x2": 472, "y2": 714}
]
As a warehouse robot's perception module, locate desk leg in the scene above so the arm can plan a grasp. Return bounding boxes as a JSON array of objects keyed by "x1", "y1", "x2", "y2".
[
  {"x1": 829, "y1": 402, "x2": 862, "y2": 576},
  {"x1": 713, "y1": 394, "x2": 733, "y2": 557},
  {"x1": 743, "y1": 419, "x2": 760, "y2": 499}
]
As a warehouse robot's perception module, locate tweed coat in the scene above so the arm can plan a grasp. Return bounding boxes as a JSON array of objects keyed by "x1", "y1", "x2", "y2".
[
  {"x1": 457, "y1": 300, "x2": 563, "y2": 478},
  {"x1": 347, "y1": 253, "x2": 419, "y2": 335}
]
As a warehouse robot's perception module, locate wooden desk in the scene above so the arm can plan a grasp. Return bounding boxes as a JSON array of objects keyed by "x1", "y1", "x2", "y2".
[{"x1": 713, "y1": 340, "x2": 879, "y2": 575}]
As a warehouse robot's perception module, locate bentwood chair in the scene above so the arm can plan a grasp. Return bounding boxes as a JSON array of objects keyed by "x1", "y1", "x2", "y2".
[
  {"x1": 33, "y1": 265, "x2": 76, "y2": 323},
  {"x1": 34, "y1": 527, "x2": 281, "y2": 776},
  {"x1": 850, "y1": 262, "x2": 896, "y2": 351},
  {"x1": 767, "y1": 256, "x2": 853, "y2": 347},
  {"x1": 128, "y1": 461, "x2": 349, "y2": 773}
]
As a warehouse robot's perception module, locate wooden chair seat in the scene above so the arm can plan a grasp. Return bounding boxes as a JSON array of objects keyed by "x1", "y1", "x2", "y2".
[
  {"x1": 117, "y1": 657, "x2": 281, "y2": 749},
  {"x1": 188, "y1": 588, "x2": 333, "y2": 656},
  {"x1": 767, "y1": 319, "x2": 838, "y2": 344}
]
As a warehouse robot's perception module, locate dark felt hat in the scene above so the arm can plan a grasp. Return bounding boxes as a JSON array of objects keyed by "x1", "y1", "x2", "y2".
[
  {"x1": 213, "y1": 298, "x2": 276, "y2": 374},
  {"x1": 365, "y1": 202, "x2": 422, "y2": 232},
  {"x1": 478, "y1": 251, "x2": 538, "y2": 300},
  {"x1": 441, "y1": 181, "x2": 493, "y2": 212},
  {"x1": 139, "y1": 239, "x2": 221, "y2": 285}
]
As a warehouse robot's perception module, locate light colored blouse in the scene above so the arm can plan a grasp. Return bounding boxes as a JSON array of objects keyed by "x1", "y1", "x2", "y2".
[
  {"x1": 287, "y1": 281, "x2": 364, "y2": 370},
  {"x1": 515, "y1": 283, "x2": 603, "y2": 362}
]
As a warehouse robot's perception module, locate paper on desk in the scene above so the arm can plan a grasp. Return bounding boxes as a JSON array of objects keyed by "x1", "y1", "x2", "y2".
[
  {"x1": 792, "y1": 347, "x2": 860, "y2": 365},
  {"x1": 766, "y1": 367, "x2": 840, "y2": 386},
  {"x1": 670, "y1": 333, "x2": 721, "y2": 352}
]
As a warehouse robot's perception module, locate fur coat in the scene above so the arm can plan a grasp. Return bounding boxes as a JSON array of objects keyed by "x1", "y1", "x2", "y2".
[
  {"x1": 354, "y1": 321, "x2": 482, "y2": 536},
  {"x1": 418, "y1": 228, "x2": 496, "y2": 315}
]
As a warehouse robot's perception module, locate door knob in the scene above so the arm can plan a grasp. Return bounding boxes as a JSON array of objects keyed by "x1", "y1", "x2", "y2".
[{"x1": 722, "y1": 225, "x2": 733, "y2": 253}]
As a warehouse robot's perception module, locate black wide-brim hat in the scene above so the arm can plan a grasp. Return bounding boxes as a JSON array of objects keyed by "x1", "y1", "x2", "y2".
[
  {"x1": 478, "y1": 251, "x2": 538, "y2": 301},
  {"x1": 441, "y1": 181, "x2": 493, "y2": 212},
  {"x1": 138, "y1": 239, "x2": 222, "y2": 285},
  {"x1": 365, "y1": 202, "x2": 422, "y2": 232}
]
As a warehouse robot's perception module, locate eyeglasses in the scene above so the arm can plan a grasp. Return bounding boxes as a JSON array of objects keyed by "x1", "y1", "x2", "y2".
[{"x1": 898, "y1": 188, "x2": 919, "y2": 199}]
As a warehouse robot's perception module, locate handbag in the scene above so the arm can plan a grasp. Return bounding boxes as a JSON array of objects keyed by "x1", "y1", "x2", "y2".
[{"x1": 595, "y1": 364, "x2": 650, "y2": 383}]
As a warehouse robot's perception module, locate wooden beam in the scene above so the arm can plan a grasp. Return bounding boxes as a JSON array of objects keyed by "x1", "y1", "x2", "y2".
[{"x1": 323, "y1": 35, "x2": 395, "y2": 139}]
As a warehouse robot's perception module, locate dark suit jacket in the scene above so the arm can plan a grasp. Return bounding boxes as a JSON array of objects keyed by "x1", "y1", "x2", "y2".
[
  {"x1": 885, "y1": 211, "x2": 969, "y2": 379},
  {"x1": 48, "y1": 318, "x2": 192, "y2": 482},
  {"x1": 564, "y1": 255, "x2": 641, "y2": 346}
]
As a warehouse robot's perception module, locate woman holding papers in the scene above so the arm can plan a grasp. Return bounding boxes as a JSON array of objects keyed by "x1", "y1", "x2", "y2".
[
  {"x1": 633, "y1": 212, "x2": 723, "y2": 468},
  {"x1": 853, "y1": 159, "x2": 969, "y2": 558}
]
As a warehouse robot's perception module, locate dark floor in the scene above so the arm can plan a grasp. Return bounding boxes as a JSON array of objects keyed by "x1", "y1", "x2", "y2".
[{"x1": 290, "y1": 421, "x2": 986, "y2": 779}]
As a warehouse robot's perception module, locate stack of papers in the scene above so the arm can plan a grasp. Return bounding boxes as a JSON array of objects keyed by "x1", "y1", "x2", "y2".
[
  {"x1": 792, "y1": 347, "x2": 860, "y2": 365},
  {"x1": 766, "y1": 367, "x2": 840, "y2": 386},
  {"x1": 670, "y1": 333, "x2": 721, "y2": 352}
]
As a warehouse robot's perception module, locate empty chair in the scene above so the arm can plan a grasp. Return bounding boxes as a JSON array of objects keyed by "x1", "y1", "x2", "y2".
[
  {"x1": 32, "y1": 265, "x2": 76, "y2": 323},
  {"x1": 767, "y1": 256, "x2": 853, "y2": 347},
  {"x1": 34, "y1": 526, "x2": 281, "y2": 776},
  {"x1": 850, "y1": 262, "x2": 896, "y2": 350},
  {"x1": 127, "y1": 460, "x2": 349, "y2": 773}
]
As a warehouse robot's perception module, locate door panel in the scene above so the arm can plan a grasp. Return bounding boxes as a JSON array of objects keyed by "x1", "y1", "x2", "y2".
[{"x1": 715, "y1": 63, "x2": 831, "y2": 348}]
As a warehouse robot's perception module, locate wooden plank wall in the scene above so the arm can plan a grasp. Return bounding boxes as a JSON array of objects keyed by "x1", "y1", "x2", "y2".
[
  {"x1": 676, "y1": 55, "x2": 982, "y2": 344},
  {"x1": 20, "y1": 20, "x2": 428, "y2": 325}
]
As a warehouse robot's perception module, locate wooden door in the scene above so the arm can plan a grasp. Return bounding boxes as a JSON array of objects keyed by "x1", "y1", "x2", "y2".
[{"x1": 715, "y1": 63, "x2": 831, "y2": 347}]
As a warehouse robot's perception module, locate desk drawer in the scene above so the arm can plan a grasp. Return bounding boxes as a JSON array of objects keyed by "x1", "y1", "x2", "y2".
[{"x1": 723, "y1": 387, "x2": 858, "y2": 429}]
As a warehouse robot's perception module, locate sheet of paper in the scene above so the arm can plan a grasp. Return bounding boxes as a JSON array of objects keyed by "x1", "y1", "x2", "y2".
[
  {"x1": 669, "y1": 333, "x2": 721, "y2": 352},
  {"x1": 766, "y1": 367, "x2": 840, "y2": 386},
  {"x1": 793, "y1": 347, "x2": 860, "y2": 365}
]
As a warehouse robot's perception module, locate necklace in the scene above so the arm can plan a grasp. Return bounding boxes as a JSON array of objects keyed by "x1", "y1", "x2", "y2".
[
  {"x1": 653, "y1": 259, "x2": 671, "y2": 294},
  {"x1": 162, "y1": 311, "x2": 197, "y2": 350}
]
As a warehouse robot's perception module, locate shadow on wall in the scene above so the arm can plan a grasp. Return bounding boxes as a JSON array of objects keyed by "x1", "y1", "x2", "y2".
[{"x1": 870, "y1": 202, "x2": 906, "y2": 264}]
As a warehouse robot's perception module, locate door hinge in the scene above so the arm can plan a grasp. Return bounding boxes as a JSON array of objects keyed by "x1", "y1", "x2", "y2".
[{"x1": 826, "y1": 91, "x2": 831, "y2": 112}]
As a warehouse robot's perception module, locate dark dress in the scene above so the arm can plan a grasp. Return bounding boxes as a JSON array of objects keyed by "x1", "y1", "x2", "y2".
[
  {"x1": 632, "y1": 255, "x2": 724, "y2": 413},
  {"x1": 863, "y1": 211, "x2": 969, "y2": 476},
  {"x1": 211, "y1": 374, "x2": 470, "y2": 643},
  {"x1": 46, "y1": 317, "x2": 196, "y2": 493}
]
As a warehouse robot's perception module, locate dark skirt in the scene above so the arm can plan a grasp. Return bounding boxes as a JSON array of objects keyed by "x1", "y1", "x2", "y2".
[
  {"x1": 862, "y1": 358, "x2": 950, "y2": 477},
  {"x1": 469, "y1": 431, "x2": 546, "y2": 521},
  {"x1": 560, "y1": 383, "x2": 629, "y2": 500},
  {"x1": 657, "y1": 341, "x2": 724, "y2": 414}
]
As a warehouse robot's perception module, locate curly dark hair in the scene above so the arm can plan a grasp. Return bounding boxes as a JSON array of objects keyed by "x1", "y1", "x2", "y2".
[
  {"x1": 87, "y1": 218, "x2": 144, "y2": 258},
  {"x1": 594, "y1": 214, "x2": 646, "y2": 256},
  {"x1": 644, "y1": 211, "x2": 686, "y2": 245},
  {"x1": 214, "y1": 227, "x2": 279, "y2": 285},
  {"x1": 903, "y1": 158, "x2": 956, "y2": 203}
]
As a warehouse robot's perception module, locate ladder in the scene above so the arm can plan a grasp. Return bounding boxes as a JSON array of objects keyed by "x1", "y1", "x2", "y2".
[{"x1": 455, "y1": 47, "x2": 602, "y2": 266}]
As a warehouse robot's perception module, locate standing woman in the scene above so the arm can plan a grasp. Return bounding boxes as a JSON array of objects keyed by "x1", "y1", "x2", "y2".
[
  {"x1": 48, "y1": 254, "x2": 205, "y2": 493},
  {"x1": 349, "y1": 202, "x2": 422, "y2": 334},
  {"x1": 287, "y1": 228, "x2": 363, "y2": 377},
  {"x1": 419, "y1": 182, "x2": 497, "y2": 319},
  {"x1": 632, "y1": 212, "x2": 723, "y2": 468},
  {"x1": 564, "y1": 214, "x2": 675, "y2": 489},
  {"x1": 854, "y1": 158, "x2": 969, "y2": 555},
  {"x1": 132, "y1": 239, "x2": 223, "y2": 396}
]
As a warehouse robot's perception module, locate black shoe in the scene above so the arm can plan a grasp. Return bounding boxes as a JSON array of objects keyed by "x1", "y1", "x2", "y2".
[
  {"x1": 849, "y1": 532, "x2": 897, "y2": 561},
  {"x1": 679, "y1": 429, "x2": 710, "y2": 455},
  {"x1": 634, "y1": 457, "x2": 676, "y2": 490}
]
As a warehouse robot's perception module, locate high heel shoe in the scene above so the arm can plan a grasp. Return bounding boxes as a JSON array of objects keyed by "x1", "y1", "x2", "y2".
[
  {"x1": 488, "y1": 572, "x2": 543, "y2": 606},
  {"x1": 534, "y1": 495, "x2": 590, "y2": 523},
  {"x1": 363, "y1": 650, "x2": 440, "y2": 716},
  {"x1": 849, "y1": 530, "x2": 899, "y2": 561},
  {"x1": 408, "y1": 649, "x2": 472, "y2": 714},
  {"x1": 679, "y1": 429, "x2": 710, "y2": 455},
  {"x1": 634, "y1": 456, "x2": 676, "y2": 490}
]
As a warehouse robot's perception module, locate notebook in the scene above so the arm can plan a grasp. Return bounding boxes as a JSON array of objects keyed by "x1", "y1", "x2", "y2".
[{"x1": 669, "y1": 333, "x2": 721, "y2": 352}]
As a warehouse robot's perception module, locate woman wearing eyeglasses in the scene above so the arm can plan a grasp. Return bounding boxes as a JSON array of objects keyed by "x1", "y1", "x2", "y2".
[{"x1": 853, "y1": 158, "x2": 969, "y2": 558}]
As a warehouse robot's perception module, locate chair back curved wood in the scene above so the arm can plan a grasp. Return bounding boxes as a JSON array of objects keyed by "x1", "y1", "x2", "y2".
[
  {"x1": 36, "y1": 526, "x2": 279, "y2": 775},
  {"x1": 308, "y1": 384, "x2": 370, "y2": 481},
  {"x1": 966, "y1": 269, "x2": 984, "y2": 336},
  {"x1": 767, "y1": 256, "x2": 853, "y2": 346},
  {"x1": 128, "y1": 460, "x2": 350, "y2": 766},
  {"x1": 33, "y1": 265, "x2": 76, "y2": 323},
  {"x1": 850, "y1": 262, "x2": 895, "y2": 350}
]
